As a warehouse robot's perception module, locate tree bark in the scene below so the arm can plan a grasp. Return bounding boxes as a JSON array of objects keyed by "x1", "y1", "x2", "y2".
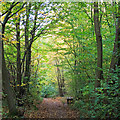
[
  {"x1": 2, "y1": 24, "x2": 17, "y2": 115},
  {"x1": 1, "y1": 2, "x2": 25, "y2": 115},
  {"x1": 24, "y1": 3, "x2": 38, "y2": 93},
  {"x1": 109, "y1": 2, "x2": 120, "y2": 80},
  {"x1": 55, "y1": 59, "x2": 64, "y2": 97},
  {"x1": 16, "y1": 14, "x2": 21, "y2": 96},
  {"x1": 24, "y1": 3, "x2": 31, "y2": 93},
  {"x1": 118, "y1": 3, "x2": 120, "y2": 76},
  {"x1": 94, "y1": 2, "x2": 103, "y2": 88},
  {"x1": 110, "y1": 2, "x2": 120, "y2": 70}
]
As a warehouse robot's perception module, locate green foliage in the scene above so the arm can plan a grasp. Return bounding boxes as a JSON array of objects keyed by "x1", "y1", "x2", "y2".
[
  {"x1": 41, "y1": 84, "x2": 58, "y2": 98},
  {"x1": 72, "y1": 70, "x2": 119, "y2": 118},
  {"x1": 2, "y1": 2, "x2": 120, "y2": 119}
]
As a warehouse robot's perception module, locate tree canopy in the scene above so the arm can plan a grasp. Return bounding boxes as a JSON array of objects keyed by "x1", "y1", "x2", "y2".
[{"x1": 1, "y1": 1, "x2": 120, "y2": 119}]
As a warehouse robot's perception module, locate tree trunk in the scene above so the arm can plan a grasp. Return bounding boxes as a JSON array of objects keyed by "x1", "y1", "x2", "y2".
[
  {"x1": 24, "y1": 3, "x2": 38, "y2": 93},
  {"x1": 0, "y1": 24, "x2": 2, "y2": 120},
  {"x1": 35, "y1": 57, "x2": 40, "y2": 78},
  {"x1": 56, "y1": 59, "x2": 64, "y2": 97},
  {"x1": 16, "y1": 14, "x2": 21, "y2": 96},
  {"x1": 61, "y1": 68, "x2": 65, "y2": 95},
  {"x1": 109, "y1": 2, "x2": 120, "y2": 81},
  {"x1": 1, "y1": 2, "x2": 26, "y2": 115},
  {"x1": 118, "y1": 3, "x2": 120, "y2": 80},
  {"x1": 110, "y1": 2, "x2": 120, "y2": 70},
  {"x1": 94, "y1": 2, "x2": 103, "y2": 88},
  {"x1": 2, "y1": 24, "x2": 17, "y2": 115},
  {"x1": 24, "y1": 3, "x2": 31, "y2": 93}
]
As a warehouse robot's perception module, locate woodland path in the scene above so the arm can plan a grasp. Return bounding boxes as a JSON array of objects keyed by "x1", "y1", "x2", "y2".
[{"x1": 24, "y1": 97, "x2": 80, "y2": 119}]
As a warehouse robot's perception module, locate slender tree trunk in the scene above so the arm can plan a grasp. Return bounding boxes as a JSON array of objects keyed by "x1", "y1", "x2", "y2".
[
  {"x1": 109, "y1": 2, "x2": 120, "y2": 80},
  {"x1": 16, "y1": 14, "x2": 21, "y2": 96},
  {"x1": 94, "y1": 2, "x2": 103, "y2": 88},
  {"x1": 110, "y1": 2, "x2": 120, "y2": 70},
  {"x1": 74, "y1": 52, "x2": 78, "y2": 97},
  {"x1": 61, "y1": 68, "x2": 65, "y2": 95},
  {"x1": 0, "y1": 27, "x2": 2, "y2": 120},
  {"x1": 56, "y1": 59, "x2": 64, "y2": 97},
  {"x1": 35, "y1": 58, "x2": 40, "y2": 78},
  {"x1": 24, "y1": 3, "x2": 37, "y2": 93},
  {"x1": 24, "y1": 3, "x2": 31, "y2": 93},
  {"x1": 118, "y1": 3, "x2": 120, "y2": 76}
]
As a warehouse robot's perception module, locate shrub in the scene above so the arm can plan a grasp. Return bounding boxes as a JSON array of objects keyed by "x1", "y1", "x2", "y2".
[{"x1": 73, "y1": 78, "x2": 119, "y2": 118}]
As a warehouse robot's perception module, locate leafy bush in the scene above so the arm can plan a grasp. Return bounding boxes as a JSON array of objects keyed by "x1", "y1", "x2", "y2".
[{"x1": 73, "y1": 76, "x2": 120, "y2": 119}]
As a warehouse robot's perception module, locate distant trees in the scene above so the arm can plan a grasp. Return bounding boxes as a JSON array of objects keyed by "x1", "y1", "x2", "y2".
[{"x1": 55, "y1": 58, "x2": 65, "y2": 97}]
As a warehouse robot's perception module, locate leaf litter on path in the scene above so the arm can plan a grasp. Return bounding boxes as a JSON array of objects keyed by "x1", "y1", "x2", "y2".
[{"x1": 24, "y1": 97, "x2": 80, "y2": 119}]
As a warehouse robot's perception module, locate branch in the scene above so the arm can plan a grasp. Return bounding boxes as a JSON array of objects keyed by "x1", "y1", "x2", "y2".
[
  {"x1": 63, "y1": 39, "x2": 75, "y2": 55},
  {"x1": 3, "y1": 11, "x2": 11, "y2": 25},
  {"x1": 7, "y1": 42, "x2": 17, "y2": 49},
  {"x1": 30, "y1": 3, "x2": 38, "y2": 40},
  {"x1": 2, "y1": 2, "x2": 20, "y2": 25},
  {"x1": 64, "y1": 56, "x2": 74, "y2": 72},
  {"x1": 20, "y1": 29, "x2": 45, "y2": 67},
  {"x1": 84, "y1": 9, "x2": 93, "y2": 24},
  {"x1": 8, "y1": 3, "x2": 26, "y2": 19},
  {"x1": 103, "y1": 3, "x2": 112, "y2": 33},
  {"x1": 1, "y1": 2, "x2": 19, "y2": 16}
]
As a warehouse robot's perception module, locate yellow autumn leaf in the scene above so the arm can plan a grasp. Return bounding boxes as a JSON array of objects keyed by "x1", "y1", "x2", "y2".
[
  {"x1": 7, "y1": 34, "x2": 13, "y2": 38},
  {"x1": 21, "y1": 83, "x2": 26, "y2": 86},
  {"x1": 11, "y1": 41, "x2": 19, "y2": 44},
  {"x1": 1, "y1": 16, "x2": 5, "y2": 22},
  {"x1": 29, "y1": 82, "x2": 33, "y2": 85},
  {"x1": 2, "y1": 37, "x2": 8, "y2": 41},
  {"x1": 40, "y1": 11, "x2": 44, "y2": 14},
  {"x1": 44, "y1": 13, "x2": 48, "y2": 16},
  {"x1": 15, "y1": 15, "x2": 19, "y2": 18},
  {"x1": 20, "y1": 8, "x2": 26, "y2": 12},
  {"x1": 51, "y1": 80, "x2": 55, "y2": 82}
]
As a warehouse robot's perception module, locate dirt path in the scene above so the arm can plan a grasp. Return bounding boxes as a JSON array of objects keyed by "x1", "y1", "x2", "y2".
[{"x1": 24, "y1": 97, "x2": 80, "y2": 119}]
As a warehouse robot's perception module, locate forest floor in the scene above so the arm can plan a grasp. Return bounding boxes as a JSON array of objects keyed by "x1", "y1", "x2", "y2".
[{"x1": 24, "y1": 97, "x2": 80, "y2": 119}]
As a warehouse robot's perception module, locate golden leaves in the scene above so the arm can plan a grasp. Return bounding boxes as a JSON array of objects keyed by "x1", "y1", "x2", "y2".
[
  {"x1": 2, "y1": 33, "x2": 13, "y2": 41},
  {"x1": 1, "y1": 16, "x2": 5, "y2": 22},
  {"x1": 11, "y1": 41, "x2": 19, "y2": 44},
  {"x1": 40, "y1": 11, "x2": 44, "y2": 14},
  {"x1": 2, "y1": 37, "x2": 7, "y2": 41},
  {"x1": 2, "y1": 33, "x2": 19, "y2": 44},
  {"x1": 10, "y1": 83, "x2": 26, "y2": 87},
  {"x1": 18, "y1": 8, "x2": 26, "y2": 14},
  {"x1": 28, "y1": 82, "x2": 33, "y2": 85}
]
